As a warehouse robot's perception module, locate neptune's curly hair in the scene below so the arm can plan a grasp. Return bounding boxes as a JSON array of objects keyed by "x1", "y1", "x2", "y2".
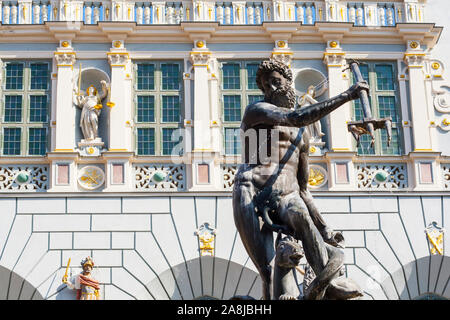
[{"x1": 255, "y1": 59, "x2": 293, "y2": 93}]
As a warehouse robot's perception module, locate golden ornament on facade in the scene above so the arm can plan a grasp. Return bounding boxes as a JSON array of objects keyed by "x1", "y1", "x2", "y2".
[
  {"x1": 309, "y1": 146, "x2": 317, "y2": 154},
  {"x1": 432, "y1": 62, "x2": 440, "y2": 70},
  {"x1": 277, "y1": 40, "x2": 286, "y2": 48},
  {"x1": 329, "y1": 41, "x2": 338, "y2": 48},
  {"x1": 61, "y1": 41, "x2": 70, "y2": 48},
  {"x1": 442, "y1": 118, "x2": 450, "y2": 126},
  {"x1": 307, "y1": 165, "x2": 327, "y2": 188},
  {"x1": 410, "y1": 41, "x2": 419, "y2": 49},
  {"x1": 113, "y1": 41, "x2": 122, "y2": 48},
  {"x1": 196, "y1": 40, "x2": 205, "y2": 48},
  {"x1": 195, "y1": 223, "x2": 217, "y2": 256},
  {"x1": 425, "y1": 222, "x2": 444, "y2": 255}
]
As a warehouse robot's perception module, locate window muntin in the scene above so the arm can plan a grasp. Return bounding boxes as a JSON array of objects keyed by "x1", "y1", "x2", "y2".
[
  {"x1": 134, "y1": 61, "x2": 183, "y2": 156},
  {"x1": 220, "y1": 61, "x2": 262, "y2": 155},
  {"x1": 137, "y1": 127, "x2": 155, "y2": 155},
  {"x1": 3, "y1": 127, "x2": 21, "y2": 155},
  {"x1": 4, "y1": 95, "x2": 23, "y2": 122},
  {"x1": 222, "y1": 63, "x2": 241, "y2": 90},
  {"x1": 5, "y1": 63, "x2": 24, "y2": 90},
  {"x1": 28, "y1": 128, "x2": 46, "y2": 155},
  {"x1": 1, "y1": 61, "x2": 50, "y2": 156},
  {"x1": 352, "y1": 62, "x2": 401, "y2": 155},
  {"x1": 137, "y1": 95, "x2": 155, "y2": 123},
  {"x1": 136, "y1": 63, "x2": 155, "y2": 91}
]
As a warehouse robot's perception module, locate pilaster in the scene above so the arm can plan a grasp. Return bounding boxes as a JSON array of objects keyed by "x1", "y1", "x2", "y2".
[
  {"x1": 323, "y1": 40, "x2": 353, "y2": 152},
  {"x1": 107, "y1": 40, "x2": 132, "y2": 152},
  {"x1": 404, "y1": 40, "x2": 433, "y2": 152},
  {"x1": 54, "y1": 41, "x2": 76, "y2": 152}
]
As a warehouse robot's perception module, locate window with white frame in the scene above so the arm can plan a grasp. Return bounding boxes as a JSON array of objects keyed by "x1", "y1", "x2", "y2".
[
  {"x1": 220, "y1": 60, "x2": 263, "y2": 155},
  {"x1": 351, "y1": 61, "x2": 402, "y2": 155},
  {"x1": 1, "y1": 61, "x2": 50, "y2": 156},
  {"x1": 134, "y1": 61, "x2": 184, "y2": 156}
]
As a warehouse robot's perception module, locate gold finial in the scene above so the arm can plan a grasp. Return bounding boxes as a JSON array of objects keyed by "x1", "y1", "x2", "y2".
[
  {"x1": 319, "y1": 8, "x2": 323, "y2": 20},
  {"x1": 53, "y1": 7, "x2": 58, "y2": 19},
  {"x1": 267, "y1": 7, "x2": 271, "y2": 19},
  {"x1": 208, "y1": 7, "x2": 212, "y2": 20},
  {"x1": 186, "y1": 7, "x2": 190, "y2": 21},
  {"x1": 105, "y1": 7, "x2": 109, "y2": 19}
]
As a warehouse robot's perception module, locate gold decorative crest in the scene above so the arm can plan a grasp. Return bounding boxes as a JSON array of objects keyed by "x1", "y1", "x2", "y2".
[
  {"x1": 425, "y1": 222, "x2": 444, "y2": 255},
  {"x1": 195, "y1": 223, "x2": 217, "y2": 256}
]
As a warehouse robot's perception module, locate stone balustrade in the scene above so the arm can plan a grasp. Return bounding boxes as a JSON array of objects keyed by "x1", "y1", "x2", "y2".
[{"x1": 0, "y1": 1, "x2": 426, "y2": 25}]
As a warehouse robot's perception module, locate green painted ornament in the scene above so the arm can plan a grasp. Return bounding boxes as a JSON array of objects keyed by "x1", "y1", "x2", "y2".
[
  {"x1": 152, "y1": 171, "x2": 166, "y2": 182},
  {"x1": 16, "y1": 172, "x2": 29, "y2": 184},
  {"x1": 374, "y1": 171, "x2": 388, "y2": 183}
]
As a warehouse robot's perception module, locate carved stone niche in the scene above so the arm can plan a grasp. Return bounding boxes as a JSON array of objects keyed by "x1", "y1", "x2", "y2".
[
  {"x1": 294, "y1": 68, "x2": 328, "y2": 154},
  {"x1": 73, "y1": 67, "x2": 111, "y2": 155}
]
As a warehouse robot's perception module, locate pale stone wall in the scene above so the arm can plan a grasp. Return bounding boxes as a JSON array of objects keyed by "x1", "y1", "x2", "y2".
[{"x1": 0, "y1": 195, "x2": 448, "y2": 300}]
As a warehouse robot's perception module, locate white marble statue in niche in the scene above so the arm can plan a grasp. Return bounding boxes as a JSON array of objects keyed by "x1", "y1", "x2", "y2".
[
  {"x1": 74, "y1": 81, "x2": 108, "y2": 141},
  {"x1": 297, "y1": 85, "x2": 325, "y2": 140}
]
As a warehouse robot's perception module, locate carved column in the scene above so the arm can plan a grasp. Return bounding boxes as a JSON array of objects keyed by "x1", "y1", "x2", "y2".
[
  {"x1": 54, "y1": 43, "x2": 76, "y2": 151},
  {"x1": 188, "y1": 40, "x2": 219, "y2": 190},
  {"x1": 404, "y1": 41, "x2": 433, "y2": 151},
  {"x1": 107, "y1": 41, "x2": 132, "y2": 152},
  {"x1": 323, "y1": 41, "x2": 352, "y2": 152},
  {"x1": 323, "y1": 41, "x2": 356, "y2": 191}
]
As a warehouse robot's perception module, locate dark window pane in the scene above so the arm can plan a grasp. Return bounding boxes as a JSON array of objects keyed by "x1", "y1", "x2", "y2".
[
  {"x1": 222, "y1": 64, "x2": 240, "y2": 90},
  {"x1": 28, "y1": 128, "x2": 46, "y2": 155},
  {"x1": 137, "y1": 128, "x2": 155, "y2": 155},
  {"x1": 224, "y1": 127, "x2": 241, "y2": 155},
  {"x1": 137, "y1": 64, "x2": 155, "y2": 90},
  {"x1": 4, "y1": 96, "x2": 22, "y2": 122},
  {"x1": 30, "y1": 63, "x2": 49, "y2": 90},
  {"x1": 378, "y1": 96, "x2": 398, "y2": 122},
  {"x1": 137, "y1": 96, "x2": 155, "y2": 122},
  {"x1": 381, "y1": 128, "x2": 400, "y2": 155},
  {"x1": 376, "y1": 65, "x2": 394, "y2": 91},
  {"x1": 3, "y1": 128, "x2": 21, "y2": 155},
  {"x1": 5, "y1": 63, "x2": 23, "y2": 90},
  {"x1": 29, "y1": 95, "x2": 48, "y2": 122},
  {"x1": 223, "y1": 95, "x2": 241, "y2": 122},
  {"x1": 248, "y1": 95, "x2": 264, "y2": 105},
  {"x1": 357, "y1": 134, "x2": 376, "y2": 155},
  {"x1": 162, "y1": 128, "x2": 183, "y2": 155},
  {"x1": 161, "y1": 64, "x2": 179, "y2": 90},
  {"x1": 247, "y1": 63, "x2": 259, "y2": 89},
  {"x1": 161, "y1": 96, "x2": 180, "y2": 122}
]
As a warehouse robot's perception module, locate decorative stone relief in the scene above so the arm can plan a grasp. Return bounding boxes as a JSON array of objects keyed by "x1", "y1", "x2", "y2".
[
  {"x1": 194, "y1": 222, "x2": 217, "y2": 256},
  {"x1": 307, "y1": 165, "x2": 328, "y2": 189},
  {"x1": 355, "y1": 163, "x2": 408, "y2": 189},
  {"x1": 0, "y1": 165, "x2": 49, "y2": 191},
  {"x1": 54, "y1": 52, "x2": 76, "y2": 66},
  {"x1": 134, "y1": 164, "x2": 185, "y2": 191},
  {"x1": 425, "y1": 222, "x2": 444, "y2": 256},
  {"x1": 443, "y1": 164, "x2": 450, "y2": 189},
  {"x1": 107, "y1": 53, "x2": 129, "y2": 66},
  {"x1": 221, "y1": 164, "x2": 237, "y2": 190}
]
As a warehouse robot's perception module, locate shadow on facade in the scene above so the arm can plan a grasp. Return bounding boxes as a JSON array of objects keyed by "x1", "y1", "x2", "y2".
[
  {"x1": 0, "y1": 265, "x2": 44, "y2": 300},
  {"x1": 146, "y1": 256, "x2": 261, "y2": 300},
  {"x1": 383, "y1": 255, "x2": 449, "y2": 300}
]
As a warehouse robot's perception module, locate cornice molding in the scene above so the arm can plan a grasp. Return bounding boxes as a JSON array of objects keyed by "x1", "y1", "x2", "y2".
[{"x1": 0, "y1": 22, "x2": 442, "y2": 50}]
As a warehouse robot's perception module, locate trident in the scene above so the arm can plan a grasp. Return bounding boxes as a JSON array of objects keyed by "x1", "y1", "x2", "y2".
[{"x1": 344, "y1": 60, "x2": 392, "y2": 148}]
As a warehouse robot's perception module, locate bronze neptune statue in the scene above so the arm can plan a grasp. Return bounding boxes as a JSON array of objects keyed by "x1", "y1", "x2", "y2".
[{"x1": 232, "y1": 59, "x2": 365, "y2": 300}]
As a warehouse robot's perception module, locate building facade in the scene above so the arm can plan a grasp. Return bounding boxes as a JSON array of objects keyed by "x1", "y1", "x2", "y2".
[{"x1": 0, "y1": 0, "x2": 448, "y2": 300}]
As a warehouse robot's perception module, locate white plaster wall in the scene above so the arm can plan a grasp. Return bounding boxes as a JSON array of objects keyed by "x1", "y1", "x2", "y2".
[
  {"x1": 0, "y1": 195, "x2": 448, "y2": 300},
  {"x1": 427, "y1": 0, "x2": 450, "y2": 79}
]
